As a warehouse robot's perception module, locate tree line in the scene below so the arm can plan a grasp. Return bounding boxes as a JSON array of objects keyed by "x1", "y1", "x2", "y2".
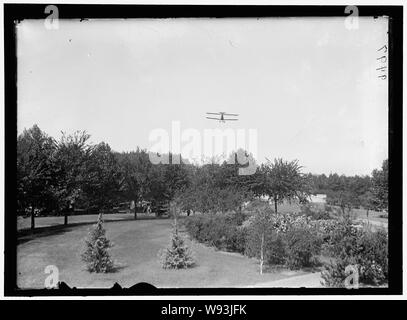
[
  {"x1": 17, "y1": 125, "x2": 388, "y2": 229},
  {"x1": 306, "y1": 162, "x2": 388, "y2": 214},
  {"x1": 17, "y1": 125, "x2": 191, "y2": 228}
]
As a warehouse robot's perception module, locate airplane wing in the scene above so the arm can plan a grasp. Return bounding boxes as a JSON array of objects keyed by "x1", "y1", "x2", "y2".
[
  {"x1": 223, "y1": 113, "x2": 239, "y2": 116},
  {"x1": 223, "y1": 118, "x2": 238, "y2": 121},
  {"x1": 206, "y1": 117, "x2": 220, "y2": 120},
  {"x1": 206, "y1": 112, "x2": 220, "y2": 115}
]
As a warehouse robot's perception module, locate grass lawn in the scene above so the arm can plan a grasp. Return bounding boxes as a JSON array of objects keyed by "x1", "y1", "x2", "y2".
[{"x1": 17, "y1": 216, "x2": 307, "y2": 289}]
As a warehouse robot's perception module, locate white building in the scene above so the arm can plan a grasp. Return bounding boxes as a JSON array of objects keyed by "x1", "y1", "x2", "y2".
[{"x1": 309, "y1": 194, "x2": 327, "y2": 204}]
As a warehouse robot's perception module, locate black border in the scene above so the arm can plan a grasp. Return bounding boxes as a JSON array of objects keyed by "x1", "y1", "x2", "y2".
[{"x1": 4, "y1": 4, "x2": 403, "y2": 296}]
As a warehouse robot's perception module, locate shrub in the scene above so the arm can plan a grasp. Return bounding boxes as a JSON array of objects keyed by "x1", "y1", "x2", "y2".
[
  {"x1": 245, "y1": 231, "x2": 286, "y2": 266},
  {"x1": 186, "y1": 211, "x2": 352, "y2": 272},
  {"x1": 266, "y1": 235, "x2": 287, "y2": 265},
  {"x1": 321, "y1": 218, "x2": 388, "y2": 286},
  {"x1": 321, "y1": 257, "x2": 358, "y2": 288},
  {"x1": 183, "y1": 213, "x2": 247, "y2": 252},
  {"x1": 159, "y1": 222, "x2": 195, "y2": 269},
  {"x1": 243, "y1": 208, "x2": 277, "y2": 273},
  {"x1": 283, "y1": 226, "x2": 321, "y2": 269},
  {"x1": 243, "y1": 211, "x2": 322, "y2": 270},
  {"x1": 300, "y1": 203, "x2": 332, "y2": 220},
  {"x1": 223, "y1": 226, "x2": 247, "y2": 253},
  {"x1": 324, "y1": 217, "x2": 360, "y2": 259},
  {"x1": 183, "y1": 215, "x2": 204, "y2": 240},
  {"x1": 81, "y1": 213, "x2": 114, "y2": 273},
  {"x1": 313, "y1": 219, "x2": 340, "y2": 237},
  {"x1": 356, "y1": 228, "x2": 388, "y2": 285},
  {"x1": 184, "y1": 215, "x2": 219, "y2": 244}
]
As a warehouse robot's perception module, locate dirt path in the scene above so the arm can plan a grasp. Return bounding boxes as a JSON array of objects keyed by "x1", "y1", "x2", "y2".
[{"x1": 251, "y1": 272, "x2": 323, "y2": 288}]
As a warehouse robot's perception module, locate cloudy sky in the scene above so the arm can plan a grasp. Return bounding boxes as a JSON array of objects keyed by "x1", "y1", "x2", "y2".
[{"x1": 17, "y1": 17, "x2": 388, "y2": 175}]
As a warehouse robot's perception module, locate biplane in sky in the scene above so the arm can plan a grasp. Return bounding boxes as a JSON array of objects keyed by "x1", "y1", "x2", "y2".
[{"x1": 206, "y1": 112, "x2": 239, "y2": 123}]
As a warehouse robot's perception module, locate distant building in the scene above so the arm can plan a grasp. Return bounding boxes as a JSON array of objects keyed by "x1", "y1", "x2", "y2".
[
  {"x1": 256, "y1": 194, "x2": 327, "y2": 205},
  {"x1": 309, "y1": 194, "x2": 327, "y2": 204}
]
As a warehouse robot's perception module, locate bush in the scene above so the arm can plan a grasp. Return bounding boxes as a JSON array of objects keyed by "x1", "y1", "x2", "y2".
[
  {"x1": 184, "y1": 215, "x2": 220, "y2": 244},
  {"x1": 321, "y1": 218, "x2": 388, "y2": 286},
  {"x1": 324, "y1": 217, "x2": 360, "y2": 259},
  {"x1": 243, "y1": 208, "x2": 281, "y2": 274},
  {"x1": 244, "y1": 211, "x2": 322, "y2": 270},
  {"x1": 312, "y1": 219, "x2": 339, "y2": 246},
  {"x1": 185, "y1": 211, "x2": 323, "y2": 271},
  {"x1": 356, "y1": 228, "x2": 388, "y2": 285},
  {"x1": 159, "y1": 223, "x2": 195, "y2": 269},
  {"x1": 183, "y1": 215, "x2": 204, "y2": 240},
  {"x1": 283, "y1": 226, "x2": 321, "y2": 269},
  {"x1": 183, "y1": 213, "x2": 247, "y2": 253},
  {"x1": 245, "y1": 230, "x2": 286, "y2": 266},
  {"x1": 223, "y1": 226, "x2": 247, "y2": 253},
  {"x1": 300, "y1": 203, "x2": 332, "y2": 220},
  {"x1": 81, "y1": 213, "x2": 114, "y2": 273},
  {"x1": 321, "y1": 257, "x2": 358, "y2": 288},
  {"x1": 186, "y1": 210, "x2": 391, "y2": 276},
  {"x1": 242, "y1": 209, "x2": 284, "y2": 266}
]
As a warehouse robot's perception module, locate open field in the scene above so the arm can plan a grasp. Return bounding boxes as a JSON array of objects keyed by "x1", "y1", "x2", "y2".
[{"x1": 17, "y1": 217, "x2": 310, "y2": 289}]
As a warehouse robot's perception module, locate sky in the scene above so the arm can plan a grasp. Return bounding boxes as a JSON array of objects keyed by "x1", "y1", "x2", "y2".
[{"x1": 17, "y1": 17, "x2": 388, "y2": 176}]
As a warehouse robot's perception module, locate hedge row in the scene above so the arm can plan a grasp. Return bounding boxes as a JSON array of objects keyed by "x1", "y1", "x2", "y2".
[
  {"x1": 183, "y1": 214, "x2": 247, "y2": 254},
  {"x1": 183, "y1": 212, "x2": 388, "y2": 286},
  {"x1": 183, "y1": 213, "x2": 321, "y2": 270}
]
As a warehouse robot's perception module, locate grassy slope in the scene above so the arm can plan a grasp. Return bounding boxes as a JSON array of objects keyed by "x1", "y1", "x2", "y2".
[{"x1": 17, "y1": 218, "x2": 305, "y2": 289}]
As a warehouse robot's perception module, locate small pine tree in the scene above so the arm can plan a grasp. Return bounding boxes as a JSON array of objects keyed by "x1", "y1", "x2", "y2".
[
  {"x1": 81, "y1": 213, "x2": 114, "y2": 273},
  {"x1": 159, "y1": 222, "x2": 195, "y2": 269}
]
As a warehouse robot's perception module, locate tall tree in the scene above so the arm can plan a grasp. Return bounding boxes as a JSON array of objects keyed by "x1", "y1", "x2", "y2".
[
  {"x1": 148, "y1": 153, "x2": 190, "y2": 204},
  {"x1": 17, "y1": 125, "x2": 57, "y2": 229},
  {"x1": 255, "y1": 158, "x2": 310, "y2": 213},
  {"x1": 326, "y1": 190, "x2": 359, "y2": 217},
  {"x1": 359, "y1": 190, "x2": 376, "y2": 219},
  {"x1": 54, "y1": 131, "x2": 94, "y2": 225},
  {"x1": 177, "y1": 151, "x2": 254, "y2": 215},
  {"x1": 83, "y1": 142, "x2": 122, "y2": 211},
  {"x1": 371, "y1": 159, "x2": 388, "y2": 211},
  {"x1": 117, "y1": 148, "x2": 152, "y2": 219}
]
